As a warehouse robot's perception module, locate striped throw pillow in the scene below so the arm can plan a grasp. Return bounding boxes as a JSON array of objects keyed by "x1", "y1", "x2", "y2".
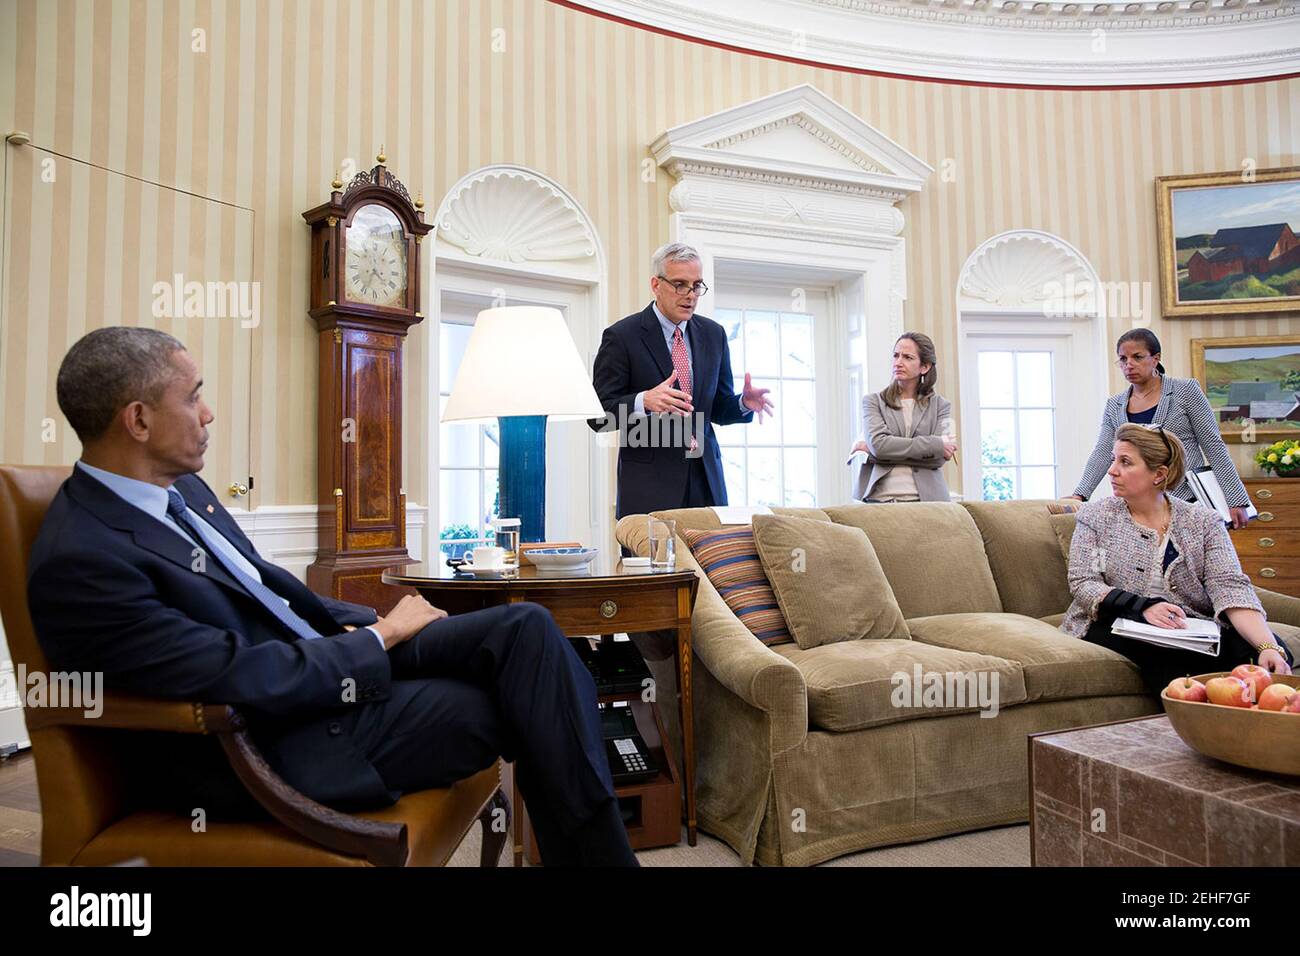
[{"x1": 681, "y1": 527, "x2": 792, "y2": 647}]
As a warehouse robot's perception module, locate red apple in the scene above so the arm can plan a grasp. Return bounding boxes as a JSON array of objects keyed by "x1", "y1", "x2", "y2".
[
  {"x1": 1285, "y1": 694, "x2": 1300, "y2": 715},
  {"x1": 1258, "y1": 684, "x2": 1297, "y2": 712},
  {"x1": 1206, "y1": 676, "x2": 1253, "y2": 708},
  {"x1": 1165, "y1": 676, "x2": 1209, "y2": 702},
  {"x1": 1231, "y1": 664, "x2": 1273, "y2": 702}
]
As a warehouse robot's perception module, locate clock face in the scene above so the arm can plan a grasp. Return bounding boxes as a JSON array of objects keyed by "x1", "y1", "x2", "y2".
[{"x1": 344, "y1": 203, "x2": 408, "y2": 308}]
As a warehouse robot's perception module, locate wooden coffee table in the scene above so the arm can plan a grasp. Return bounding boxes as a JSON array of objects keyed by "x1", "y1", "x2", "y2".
[{"x1": 1030, "y1": 715, "x2": 1300, "y2": 866}]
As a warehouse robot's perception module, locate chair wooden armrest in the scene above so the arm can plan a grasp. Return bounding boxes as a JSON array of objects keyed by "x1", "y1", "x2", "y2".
[{"x1": 25, "y1": 691, "x2": 408, "y2": 866}]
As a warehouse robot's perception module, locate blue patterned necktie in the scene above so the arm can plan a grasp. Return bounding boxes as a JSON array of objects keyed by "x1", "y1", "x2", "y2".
[{"x1": 165, "y1": 488, "x2": 322, "y2": 641}]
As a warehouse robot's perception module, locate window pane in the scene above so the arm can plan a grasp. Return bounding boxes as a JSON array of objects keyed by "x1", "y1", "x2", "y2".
[
  {"x1": 440, "y1": 469, "x2": 480, "y2": 539},
  {"x1": 441, "y1": 393, "x2": 478, "y2": 467},
  {"x1": 716, "y1": 309, "x2": 744, "y2": 379},
  {"x1": 1019, "y1": 409, "x2": 1056, "y2": 465},
  {"x1": 747, "y1": 448, "x2": 782, "y2": 506},
  {"x1": 783, "y1": 447, "x2": 816, "y2": 507},
  {"x1": 981, "y1": 409, "x2": 1016, "y2": 466},
  {"x1": 722, "y1": 448, "x2": 746, "y2": 506},
  {"x1": 781, "y1": 312, "x2": 814, "y2": 377},
  {"x1": 483, "y1": 421, "x2": 499, "y2": 468},
  {"x1": 982, "y1": 467, "x2": 1016, "y2": 501},
  {"x1": 717, "y1": 416, "x2": 745, "y2": 446},
  {"x1": 1021, "y1": 466, "x2": 1057, "y2": 500},
  {"x1": 978, "y1": 351, "x2": 1014, "y2": 406},
  {"x1": 782, "y1": 380, "x2": 816, "y2": 445},
  {"x1": 440, "y1": 321, "x2": 472, "y2": 390},
  {"x1": 482, "y1": 469, "x2": 499, "y2": 528},
  {"x1": 747, "y1": 381, "x2": 782, "y2": 446},
  {"x1": 744, "y1": 311, "x2": 781, "y2": 377},
  {"x1": 1017, "y1": 352, "x2": 1053, "y2": 407}
]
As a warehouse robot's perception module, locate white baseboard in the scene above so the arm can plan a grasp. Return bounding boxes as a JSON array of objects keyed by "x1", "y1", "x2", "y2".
[
  {"x1": 0, "y1": 502, "x2": 428, "y2": 750},
  {"x1": 228, "y1": 501, "x2": 428, "y2": 583}
]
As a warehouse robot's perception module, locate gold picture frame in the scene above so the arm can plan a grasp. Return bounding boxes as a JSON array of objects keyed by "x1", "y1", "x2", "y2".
[
  {"x1": 1190, "y1": 334, "x2": 1300, "y2": 443},
  {"x1": 1156, "y1": 166, "x2": 1300, "y2": 318}
]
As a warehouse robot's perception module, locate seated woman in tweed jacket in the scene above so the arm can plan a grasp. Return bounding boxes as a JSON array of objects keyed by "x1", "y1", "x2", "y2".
[
  {"x1": 1061, "y1": 423, "x2": 1293, "y2": 692},
  {"x1": 1070, "y1": 328, "x2": 1252, "y2": 530}
]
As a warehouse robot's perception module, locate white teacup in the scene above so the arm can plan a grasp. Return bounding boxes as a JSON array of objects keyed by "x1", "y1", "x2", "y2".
[{"x1": 463, "y1": 546, "x2": 507, "y2": 570}]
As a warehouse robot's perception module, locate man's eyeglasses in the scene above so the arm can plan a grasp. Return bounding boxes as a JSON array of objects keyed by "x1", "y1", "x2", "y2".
[{"x1": 658, "y1": 276, "x2": 708, "y2": 297}]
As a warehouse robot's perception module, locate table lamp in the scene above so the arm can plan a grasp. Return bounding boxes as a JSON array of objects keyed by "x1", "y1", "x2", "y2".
[{"x1": 441, "y1": 306, "x2": 604, "y2": 544}]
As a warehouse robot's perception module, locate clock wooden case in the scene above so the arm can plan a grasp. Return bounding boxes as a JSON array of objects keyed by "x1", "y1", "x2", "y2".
[{"x1": 302, "y1": 150, "x2": 432, "y2": 613}]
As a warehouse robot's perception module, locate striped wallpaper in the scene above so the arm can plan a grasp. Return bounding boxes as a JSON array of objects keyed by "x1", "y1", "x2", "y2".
[{"x1": 1, "y1": 0, "x2": 1297, "y2": 507}]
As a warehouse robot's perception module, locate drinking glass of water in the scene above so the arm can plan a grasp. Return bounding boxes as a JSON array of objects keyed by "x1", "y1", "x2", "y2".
[{"x1": 648, "y1": 517, "x2": 676, "y2": 571}]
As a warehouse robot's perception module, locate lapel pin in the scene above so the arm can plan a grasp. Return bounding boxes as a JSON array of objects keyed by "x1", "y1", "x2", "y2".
[{"x1": 206, "y1": 505, "x2": 215, "y2": 514}]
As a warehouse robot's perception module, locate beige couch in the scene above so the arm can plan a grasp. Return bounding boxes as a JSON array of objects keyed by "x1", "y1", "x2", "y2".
[{"x1": 616, "y1": 499, "x2": 1300, "y2": 867}]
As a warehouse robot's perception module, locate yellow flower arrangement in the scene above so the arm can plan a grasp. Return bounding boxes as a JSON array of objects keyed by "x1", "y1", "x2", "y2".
[{"x1": 1257, "y1": 439, "x2": 1300, "y2": 476}]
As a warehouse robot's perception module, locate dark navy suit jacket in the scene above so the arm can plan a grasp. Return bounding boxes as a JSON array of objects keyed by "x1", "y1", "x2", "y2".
[
  {"x1": 588, "y1": 304, "x2": 752, "y2": 517},
  {"x1": 28, "y1": 467, "x2": 405, "y2": 813}
]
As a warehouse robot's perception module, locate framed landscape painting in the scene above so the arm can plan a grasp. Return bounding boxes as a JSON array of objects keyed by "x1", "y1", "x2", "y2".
[
  {"x1": 1191, "y1": 334, "x2": 1300, "y2": 443},
  {"x1": 1156, "y1": 166, "x2": 1300, "y2": 318}
]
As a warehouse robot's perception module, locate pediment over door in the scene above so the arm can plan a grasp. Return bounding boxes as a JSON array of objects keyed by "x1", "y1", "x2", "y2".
[{"x1": 651, "y1": 85, "x2": 931, "y2": 240}]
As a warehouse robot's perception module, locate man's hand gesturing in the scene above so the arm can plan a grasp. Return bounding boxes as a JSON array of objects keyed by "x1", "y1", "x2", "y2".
[
  {"x1": 643, "y1": 370, "x2": 693, "y2": 415},
  {"x1": 372, "y1": 594, "x2": 448, "y2": 649}
]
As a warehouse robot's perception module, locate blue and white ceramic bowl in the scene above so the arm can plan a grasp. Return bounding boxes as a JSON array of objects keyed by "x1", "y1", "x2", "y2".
[{"x1": 527, "y1": 547, "x2": 598, "y2": 569}]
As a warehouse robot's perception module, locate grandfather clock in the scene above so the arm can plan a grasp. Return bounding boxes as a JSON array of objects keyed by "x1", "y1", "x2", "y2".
[{"x1": 303, "y1": 148, "x2": 432, "y2": 612}]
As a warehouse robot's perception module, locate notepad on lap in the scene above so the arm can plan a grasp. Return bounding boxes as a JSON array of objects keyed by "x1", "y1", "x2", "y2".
[{"x1": 1111, "y1": 617, "x2": 1221, "y2": 656}]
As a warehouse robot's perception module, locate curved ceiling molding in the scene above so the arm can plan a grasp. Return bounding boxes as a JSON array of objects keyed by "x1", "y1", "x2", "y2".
[
  {"x1": 959, "y1": 230, "x2": 1097, "y2": 308},
  {"x1": 566, "y1": 0, "x2": 1300, "y2": 87},
  {"x1": 435, "y1": 166, "x2": 599, "y2": 265}
]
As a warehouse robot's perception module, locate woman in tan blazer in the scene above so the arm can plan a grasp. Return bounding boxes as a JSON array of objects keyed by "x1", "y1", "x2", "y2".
[{"x1": 849, "y1": 332, "x2": 956, "y2": 502}]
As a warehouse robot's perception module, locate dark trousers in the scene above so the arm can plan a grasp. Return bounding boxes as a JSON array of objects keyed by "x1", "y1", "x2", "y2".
[
  {"x1": 1082, "y1": 615, "x2": 1294, "y2": 693},
  {"x1": 359, "y1": 602, "x2": 636, "y2": 866},
  {"x1": 682, "y1": 456, "x2": 714, "y2": 508}
]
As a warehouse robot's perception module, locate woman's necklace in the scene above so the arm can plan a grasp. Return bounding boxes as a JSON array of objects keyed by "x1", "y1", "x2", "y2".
[{"x1": 1133, "y1": 374, "x2": 1162, "y2": 405}]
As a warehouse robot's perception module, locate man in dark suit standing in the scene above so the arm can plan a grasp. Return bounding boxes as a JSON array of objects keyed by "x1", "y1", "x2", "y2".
[
  {"x1": 28, "y1": 327, "x2": 636, "y2": 866},
  {"x1": 590, "y1": 242, "x2": 774, "y2": 518}
]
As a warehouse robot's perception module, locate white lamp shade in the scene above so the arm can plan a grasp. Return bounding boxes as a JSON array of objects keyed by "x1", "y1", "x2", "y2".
[{"x1": 441, "y1": 306, "x2": 604, "y2": 423}]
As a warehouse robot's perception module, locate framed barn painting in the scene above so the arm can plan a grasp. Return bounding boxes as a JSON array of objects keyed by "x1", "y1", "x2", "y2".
[
  {"x1": 1191, "y1": 334, "x2": 1300, "y2": 443},
  {"x1": 1156, "y1": 166, "x2": 1300, "y2": 318}
]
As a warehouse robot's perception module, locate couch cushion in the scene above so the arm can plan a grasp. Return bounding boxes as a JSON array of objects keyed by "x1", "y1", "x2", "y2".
[
  {"x1": 1048, "y1": 513, "x2": 1076, "y2": 567},
  {"x1": 680, "y1": 527, "x2": 792, "y2": 647},
  {"x1": 772, "y1": 639, "x2": 1026, "y2": 732},
  {"x1": 822, "y1": 502, "x2": 1003, "y2": 618},
  {"x1": 960, "y1": 500, "x2": 1076, "y2": 620},
  {"x1": 752, "y1": 513, "x2": 909, "y2": 649},
  {"x1": 1272, "y1": 621, "x2": 1300, "y2": 661},
  {"x1": 1040, "y1": 612, "x2": 1066, "y2": 628},
  {"x1": 905, "y1": 612, "x2": 1146, "y2": 701},
  {"x1": 615, "y1": 506, "x2": 832, "y2": 557}
]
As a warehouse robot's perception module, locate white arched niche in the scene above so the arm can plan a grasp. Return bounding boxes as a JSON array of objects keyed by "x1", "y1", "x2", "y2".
[
  {"x1": 955, "y1": 229, "x2": 1109, "y2": 502},
  {"x1": 424, "y1": 165, "x2": 608, "y2": 559}
]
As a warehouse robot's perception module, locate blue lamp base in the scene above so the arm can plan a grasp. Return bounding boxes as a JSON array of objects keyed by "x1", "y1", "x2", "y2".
[{"x1": 497, "y1": 415, "x2": 547, "y2": 543}]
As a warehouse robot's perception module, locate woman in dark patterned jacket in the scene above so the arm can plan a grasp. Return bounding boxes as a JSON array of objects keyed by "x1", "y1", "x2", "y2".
[
  {"x1": 1069, "y1": 328, "x2": 1252, "y2": 530},
  {"x1": 1061, "y1": 423, "x2": 1293, "y2": 692}
]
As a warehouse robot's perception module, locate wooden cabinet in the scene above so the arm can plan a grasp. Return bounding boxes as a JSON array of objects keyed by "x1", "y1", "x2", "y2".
[{"x1": 1232, "y1": 478, "x2": 1300, "y2": 598}]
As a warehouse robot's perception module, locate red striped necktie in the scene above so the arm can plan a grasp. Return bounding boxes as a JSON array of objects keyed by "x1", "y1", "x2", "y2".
[{"x1": 671, "y1": 326, "x2": 698, "y2": 452}]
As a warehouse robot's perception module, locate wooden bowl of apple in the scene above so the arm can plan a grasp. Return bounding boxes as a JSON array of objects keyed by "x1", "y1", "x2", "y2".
[{"x1": 1161, "y1": 667, "x2": 1300, "y2": 776}]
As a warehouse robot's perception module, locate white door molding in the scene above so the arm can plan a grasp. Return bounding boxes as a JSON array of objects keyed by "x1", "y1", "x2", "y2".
[{"x1": 653, "y1": 85, "x2": 931, "y2": 506}]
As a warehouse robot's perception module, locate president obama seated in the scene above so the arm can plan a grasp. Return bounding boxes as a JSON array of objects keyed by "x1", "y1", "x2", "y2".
[{"x1": 28, "y1": 327, "x2": 636, "y2": 867}]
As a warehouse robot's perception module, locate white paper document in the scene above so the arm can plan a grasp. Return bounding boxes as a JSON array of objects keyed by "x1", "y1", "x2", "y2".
[
  {"x1": 1186, "y1": 467, "x2": 1258, "y2": 524},
  {"x1": 711, "y1": 505, "x2": 774, "y2": 525},
  {"x1": 1111, "y1": 616, "x2": 1221, "y2": 657}
]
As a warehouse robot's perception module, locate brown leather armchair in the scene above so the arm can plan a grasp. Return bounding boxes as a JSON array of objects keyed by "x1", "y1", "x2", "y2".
[{"x1": 0, "y1": 465, "x2": 509, "y2": 866}]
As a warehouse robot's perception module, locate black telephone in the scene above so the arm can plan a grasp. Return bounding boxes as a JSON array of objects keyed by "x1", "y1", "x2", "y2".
[{"x1": 600, "y1": 705, "x2": 658, "y2": 784}]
